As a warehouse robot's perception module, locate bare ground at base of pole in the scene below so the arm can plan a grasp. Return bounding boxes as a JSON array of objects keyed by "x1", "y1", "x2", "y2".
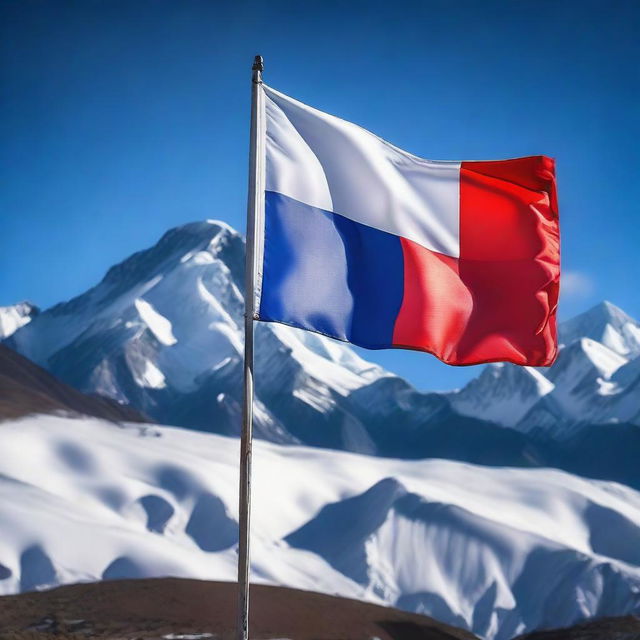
[
  {"x1": 1, "y1": 578, "x2": 638, "y2": 640},
  {"x1": 0, "y1": 577, "x2": 478, "y2": 640}
]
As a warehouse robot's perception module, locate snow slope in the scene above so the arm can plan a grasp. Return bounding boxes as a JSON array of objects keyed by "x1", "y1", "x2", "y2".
[
  {"x1": 0, "y1": 302, "x2": 38, "y2": 340},
  {"x1": 1, "y1": 414, "x2": 639, "y2": 640}
]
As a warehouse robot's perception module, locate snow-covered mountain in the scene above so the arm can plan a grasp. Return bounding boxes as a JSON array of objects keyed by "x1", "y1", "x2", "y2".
[
  {"x1": 4, "y1": 220, "x2": 640, "y2": 480},
  {"x1": 2, "y1": 220, "x2": 640, "y2": 638},
  {"x1": 0, "y1": 302, "x2": 38, "y2": 339},
  {"x1": 559, "y1": 300, "x2": 640, "y2": 357},
  {"x1": 450, "y1": 302, "x2": 640, "y2": 437},
  {"x1": 449, "y1": 364, "x2": 554, "y2": 427},
  {"x1": 5, "y1": 221, "x2": 389, "y2": 452},
  {"x1": 1, "y1": 413, "x2": 639, "y2": 640}
]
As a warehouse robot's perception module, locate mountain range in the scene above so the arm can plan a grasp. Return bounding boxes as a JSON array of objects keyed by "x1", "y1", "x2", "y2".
[
  {"x1": 1, "y1": 220, "x2": 640, "y2": 639},
  {"x1": 3, "y1": 220, "x2": 640, "y2": 487}
]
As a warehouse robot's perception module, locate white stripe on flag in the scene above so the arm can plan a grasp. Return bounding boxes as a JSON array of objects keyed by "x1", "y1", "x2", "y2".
[{"x1": 264, "y1": 84, "x2": 461, "y2": 258}]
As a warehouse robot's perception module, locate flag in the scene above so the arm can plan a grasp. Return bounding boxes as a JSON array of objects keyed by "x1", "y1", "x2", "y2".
[{"x1": 255, "y1": 85, "x2": 560, "y2": 366}]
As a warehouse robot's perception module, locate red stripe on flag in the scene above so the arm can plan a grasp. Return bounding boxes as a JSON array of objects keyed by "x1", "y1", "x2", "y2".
[
  {"x1": 393, "y1": 156, "x2": 559, "y2": 366},
  {"x1": 458, "y1": 157, "x2": 559, "y2": 365},
  {"x1": 392, "y1": 238, "x2": 471, "y2": 363}
]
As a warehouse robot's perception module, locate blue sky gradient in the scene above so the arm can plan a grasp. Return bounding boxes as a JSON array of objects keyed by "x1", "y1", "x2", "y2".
[{"x1": 1, "y1": 0, "x2": 639, "y2": 390}]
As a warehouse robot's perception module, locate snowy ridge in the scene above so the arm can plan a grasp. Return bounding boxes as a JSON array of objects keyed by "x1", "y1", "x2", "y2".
[
  {"x1": 449, "y1": 364, "x2": 554, "y2": 427},
  {"x1": 1, "y1": 415, "x2": 640, "y2": 640}
]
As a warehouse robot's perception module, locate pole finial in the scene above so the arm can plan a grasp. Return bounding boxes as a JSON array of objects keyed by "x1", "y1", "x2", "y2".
[{"x1": 252, "y1": 55, "x2": 264, "y2": 72}]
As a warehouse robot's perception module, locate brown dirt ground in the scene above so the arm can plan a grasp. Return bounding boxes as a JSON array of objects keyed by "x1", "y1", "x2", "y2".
[{"x1": 0, "y1": 577, "x2": 478, "y2": 640}]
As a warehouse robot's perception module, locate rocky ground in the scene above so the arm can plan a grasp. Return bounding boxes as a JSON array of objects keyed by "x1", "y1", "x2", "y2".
[
  {"x1": 0, "y1": 344, "x2": 146, "y2": 423},
  {"x1": 1, "y1": 578, "x2": 639, "y2": 639},
  {"x1": 0, "y1": 578, "x2": 478, "y2": 640}
]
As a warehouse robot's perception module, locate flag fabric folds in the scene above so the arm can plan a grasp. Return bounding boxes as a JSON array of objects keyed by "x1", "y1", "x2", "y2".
[{"x1": 255, "y1": 85, "x2": 560, "y2": 367}]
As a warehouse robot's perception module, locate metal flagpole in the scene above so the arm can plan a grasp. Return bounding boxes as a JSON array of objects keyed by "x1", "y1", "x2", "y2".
[{"x1": 237, "y1": 54, "x2": 264, "y2": 640}]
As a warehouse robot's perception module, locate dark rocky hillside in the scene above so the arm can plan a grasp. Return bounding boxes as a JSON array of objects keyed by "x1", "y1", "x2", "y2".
[{"x1": 0, "y1": 343, "x2": 146, "y2": 423}]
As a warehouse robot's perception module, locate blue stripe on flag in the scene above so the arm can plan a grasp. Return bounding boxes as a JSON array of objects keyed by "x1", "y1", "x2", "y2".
[{"x1": 259, "y1": 191, "x2": 404, "y2": 348}]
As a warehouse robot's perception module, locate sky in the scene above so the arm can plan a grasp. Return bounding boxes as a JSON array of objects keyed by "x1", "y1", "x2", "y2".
[{"x1": 1, "y1": 0, "x2": 639, "y2": 391}]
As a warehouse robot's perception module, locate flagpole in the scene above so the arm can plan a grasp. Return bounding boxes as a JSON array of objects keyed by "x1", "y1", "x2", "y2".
[{"x1": 237, "y1": 54, "x2": 264, "y2": 640}]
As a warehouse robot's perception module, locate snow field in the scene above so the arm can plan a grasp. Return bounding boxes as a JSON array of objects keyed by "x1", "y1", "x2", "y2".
[{"x1": 0, "y1": 414, "x2": 639, "y2": 639}]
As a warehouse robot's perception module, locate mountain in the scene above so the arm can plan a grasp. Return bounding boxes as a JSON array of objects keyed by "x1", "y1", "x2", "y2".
[
  {"x1": 0, "y1": 301, "x2": 38, "y2": 339},
  {"x1": 0, "y1": 343, "x2": 146, "y2": 423},
  {"x1": 1, "y1": 413, "x2": 639, "y2": 640},
  {"x1": 558, "y1": 300, "x2": 640, "y2": 357},
  {"x1": 448, "y1": 364, "x2": 554, "y2": 427},
  {"x1": 5, "y1": 221, "x2": 390, "y2": 451},
  {"x1": 450, "y1": 302, "x2": 640, "y2": 436},
  {"x1": 2, "y1": 220, "x2": 640, "y2": 637},
  {"x1": 3, "y1": 221, "x2": 640, "y2": 482}
]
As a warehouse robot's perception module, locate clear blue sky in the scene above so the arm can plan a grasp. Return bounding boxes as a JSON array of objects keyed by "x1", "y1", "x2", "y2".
[{"x1": 1, "y1": 0, "x2": 639, "y2": 391}]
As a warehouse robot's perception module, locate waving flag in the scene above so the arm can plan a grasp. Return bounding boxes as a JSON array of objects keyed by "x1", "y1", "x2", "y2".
[{"x1": 255, "y1": 85, "x2": 560, "y2": 366}]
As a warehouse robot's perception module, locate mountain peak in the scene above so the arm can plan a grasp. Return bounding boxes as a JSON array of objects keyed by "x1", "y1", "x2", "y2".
[
  {"x1": 144, "y1": 219, "x2": 240, "y2": 261},
  {"x1": 96, "y1": 220, "x2": 244, "y2": 293},
  {"x1": 559, "y1": 300, "x2": 640, "y2": 357},
  {"x1": 157, "y1": 219, "x2": 240, "y2": 246},
  {"x1": 588, "y1": 300, "x2": 631, "y2": 322},
  {"x1": 569, "y1": 300, "x2": 634, "y2": 328}
]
